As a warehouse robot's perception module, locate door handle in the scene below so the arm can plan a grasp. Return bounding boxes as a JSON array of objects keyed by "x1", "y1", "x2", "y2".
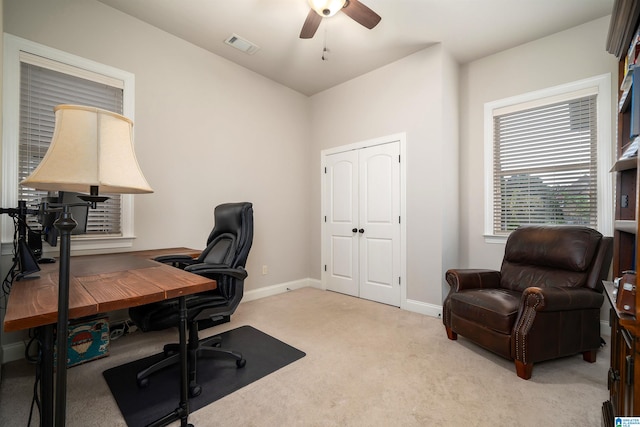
[
  {"x1": 359, "y1": 229, "x2": 365, "y2": 234},
  {"x1": 352, "y1": 228, "x2": 358, "y2": 233}
]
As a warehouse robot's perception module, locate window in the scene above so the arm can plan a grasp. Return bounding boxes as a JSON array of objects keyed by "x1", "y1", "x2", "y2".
[
  {"x1": 20, "y1": 57, "x2": 124, "y2": 235},
  {"x1": 484, "y1": 75, "x2": 612, "y2": 240},
  {"x1": 2, "y1": 34, "x2": 136, "y2": 253}
]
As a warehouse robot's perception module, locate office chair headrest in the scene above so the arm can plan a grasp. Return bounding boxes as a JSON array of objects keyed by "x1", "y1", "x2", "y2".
[
  {"x1": 201, "y1": 202, "x2": 253, "y2": 268},
  {"x1": 212, "y1": 203, "x2": 252, "y2": 236}
]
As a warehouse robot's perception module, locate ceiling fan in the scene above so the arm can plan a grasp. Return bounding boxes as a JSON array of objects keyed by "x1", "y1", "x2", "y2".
[{"x1": 300, "y1": 0, "x2": 381, "y2": 39}]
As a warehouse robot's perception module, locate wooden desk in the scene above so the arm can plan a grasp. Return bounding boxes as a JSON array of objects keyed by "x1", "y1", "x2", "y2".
[
  {"x1": 4, "y1": 248, "x2": 209, "y2": 331},
  {"x1": 3, "y1": 248, "x2": 210, "y2": 427}
]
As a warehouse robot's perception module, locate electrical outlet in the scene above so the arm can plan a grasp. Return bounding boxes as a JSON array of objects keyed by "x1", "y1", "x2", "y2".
[{"x1": 262, "y1": 265, "x2": 268, "y2": 275}]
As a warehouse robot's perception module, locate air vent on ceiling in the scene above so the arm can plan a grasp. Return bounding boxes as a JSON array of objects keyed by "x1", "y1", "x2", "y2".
[{"x1": 224, "y1": 33, "x2": 260, "y2": 55}]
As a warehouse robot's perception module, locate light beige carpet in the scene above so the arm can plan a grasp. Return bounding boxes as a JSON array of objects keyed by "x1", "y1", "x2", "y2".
[{"x1": 0, "y1": 287, "x2": 608, "y2": 426}]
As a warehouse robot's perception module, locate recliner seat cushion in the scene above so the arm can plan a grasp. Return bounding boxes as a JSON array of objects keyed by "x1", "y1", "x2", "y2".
[{"x1": 449, "y1": 289, "x2": 521, "y2": 335}]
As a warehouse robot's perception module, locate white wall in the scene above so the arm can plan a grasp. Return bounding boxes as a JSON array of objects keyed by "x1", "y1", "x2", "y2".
[
  {"x1": 1, "y1": 0, "x2": 312, "y2": 352},
  {"x1": 309, "y1": 44, "x2": 460, "y2": 309},
  {"x1": 459, "y1": 16, "x2": 619, "y2": 324},
  {"x1": 3, "y1": 0, "x2": 311, "y2": 289},
  {"x1": 440, "y1": 49, "x2": 460, "y2": 303},
  {"x1": 0, "y1": 0, "x2": 4, "y2": 378},
  {"x1": 459, "y1": 16, "x2": 618, "y2": 270},
  {"x1": 0, "y1": 0, "x2": 619, "y2": 360}
]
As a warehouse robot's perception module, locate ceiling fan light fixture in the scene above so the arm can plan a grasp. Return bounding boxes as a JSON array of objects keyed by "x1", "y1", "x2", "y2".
[{"x1": 308, "y1": 0, "x2": 346, "y2": 17}]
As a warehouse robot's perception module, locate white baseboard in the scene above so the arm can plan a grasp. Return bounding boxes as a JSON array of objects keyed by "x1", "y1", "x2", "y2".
[
  {"x1": 600, "y1": 320, "x2": 611, "y2": 340},
  {"x1": 2, "y1": 341, "x2": 26, "y2": 365},
  {"x1": 403, "y1": 298, "x2": 443, "y2": 319},
  {"x1": 241, "y1": 278, "x2": 322, "y2": 302}
]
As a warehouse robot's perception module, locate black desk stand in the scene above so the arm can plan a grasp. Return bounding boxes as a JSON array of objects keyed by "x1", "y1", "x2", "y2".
[
  {"x1": 40, "y1": 324, "x2": 55, "y2": 424},
  {"x1": 53, "y1": 208, "x2": 75, "y2": 426},
  {"x1": 36, "y1": 205, "x2": 194, "y2": 426},
  {"x1": 36, "y1": 288, "x2": 194, "y2": 427},
  {"x1": 147, "y1": 295, "x2": 192, "y2": 427}
]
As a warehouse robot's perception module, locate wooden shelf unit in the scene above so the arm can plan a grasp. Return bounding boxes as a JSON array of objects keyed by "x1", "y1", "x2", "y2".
[{"x1": 603, "y1": 2, "x2": 640, "y2": 424}]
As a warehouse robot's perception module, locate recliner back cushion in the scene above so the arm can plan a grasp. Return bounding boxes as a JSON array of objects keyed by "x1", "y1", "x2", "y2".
[{"x1": 500, "y1": 225, "x2": 602, "y2": 292}]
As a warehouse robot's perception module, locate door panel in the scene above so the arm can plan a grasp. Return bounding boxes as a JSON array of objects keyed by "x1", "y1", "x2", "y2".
[
  {"x1": 331, "y1": 160, "x2": 355, "y2": 222},
  {"x1": 331, "y1": 236, "x2": 354, "y2": 276},
  {"x1": 365, "y1": 154, "x2": 394, "y2": 223},
  {"x1": 364, "y1": 238, "x2": 393, "y2": 284},
  {"x1": 325, "y1": 151, "x2": 359, "y2": 297},
  {"x1": 323, "y1": 141, "x2": 400, "y2": 306},
  {"x1": 359, "y1": 143, "x2": 400, "y2": 306}
]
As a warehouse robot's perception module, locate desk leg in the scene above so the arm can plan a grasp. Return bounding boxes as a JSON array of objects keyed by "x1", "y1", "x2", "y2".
[
  {"x1": 40, "y1": 324, "x2": 54, "y2": 427},
  {"x1": 146, "y1": 295, "x2": 192, "y2": 427},
  {"x1": 54, "y1": 213, "x2": 75, "y2": 427},
  {"x1": 177, "y1": 295, "x2": 191, "y2": 427}
]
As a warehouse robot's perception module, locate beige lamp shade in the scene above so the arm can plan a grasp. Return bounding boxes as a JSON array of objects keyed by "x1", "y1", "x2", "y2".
[{"x1": 20, "y1": 104, "x2": 153, "y2": 194}]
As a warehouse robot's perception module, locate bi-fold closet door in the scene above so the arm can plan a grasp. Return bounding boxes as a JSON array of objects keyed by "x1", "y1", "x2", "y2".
[{"x1": 323, "y1": 141, "x2": 400, "y2": 307}]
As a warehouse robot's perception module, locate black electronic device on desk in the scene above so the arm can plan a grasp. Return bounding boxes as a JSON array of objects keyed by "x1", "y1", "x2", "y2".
[
  {"x1": 41, "y1": 191, "x2": 89, "y2": 248},
  {"x1": 1, "y1": 191, "x2": 89, "y2": 287},
  {"x1": 0, "y1": 200, "x2": 42, "y2": 282}
]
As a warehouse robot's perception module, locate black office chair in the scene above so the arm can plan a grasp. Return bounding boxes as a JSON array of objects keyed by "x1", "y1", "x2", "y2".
[{"x1": 129, "y1": 202, "x2": 253, "y2": 397}]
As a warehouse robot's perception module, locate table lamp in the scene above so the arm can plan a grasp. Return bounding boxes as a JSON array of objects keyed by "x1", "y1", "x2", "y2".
[{"x1": 20, "y1": 104, "x2": 153, "y2": 426}]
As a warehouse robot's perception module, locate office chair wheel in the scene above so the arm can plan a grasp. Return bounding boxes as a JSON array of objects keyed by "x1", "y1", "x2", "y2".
[
  {"x1": 163, "y1": 343, "x2": 179, "y2": 356},
  {"x1": 190, "y1": 384, "x2": 202, "y2": 397},
  {"x1": 236, "y1": 358, "x2": 246, "y2": 368}
]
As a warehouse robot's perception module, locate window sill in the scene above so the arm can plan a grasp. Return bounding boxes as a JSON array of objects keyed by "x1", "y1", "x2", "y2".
[
  {"x1": 484, "y1": 234, "x2": 508, "y2": 244},
  {"x1": 1, "y1": 235, "x2": 135, "y2": 257}
]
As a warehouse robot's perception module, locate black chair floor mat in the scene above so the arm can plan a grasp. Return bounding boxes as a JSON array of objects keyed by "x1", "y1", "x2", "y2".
[{"x1": 103, "y1": 325, "x2": 306, "y2": 427}]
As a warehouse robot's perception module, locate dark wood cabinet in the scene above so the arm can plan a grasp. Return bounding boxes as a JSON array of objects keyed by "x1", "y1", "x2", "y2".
[
  {"x1": 603, "y1": 2, "x2": 640, "y2": 424},
  {"x1": 603, "y1": 283, "x2": 636, "y2": 425}
]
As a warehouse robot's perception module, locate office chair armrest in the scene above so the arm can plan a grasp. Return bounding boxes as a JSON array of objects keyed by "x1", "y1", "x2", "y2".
[
  {"x1": 184, "y1": 264, "x2": 248, "y2": 280},
  {"x1": 154, "y1": 254, "x2": 199, "y2": 269}
]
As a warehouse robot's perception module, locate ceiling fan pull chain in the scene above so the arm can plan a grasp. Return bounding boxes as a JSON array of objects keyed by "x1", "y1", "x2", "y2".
[{"x1": 322, "y1": 27, "x2": 329, "y2": 61}]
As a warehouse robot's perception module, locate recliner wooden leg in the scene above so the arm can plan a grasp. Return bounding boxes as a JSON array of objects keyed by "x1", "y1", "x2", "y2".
[
  {"x1": 515, "y1": 360, "x2": 533, "y2": 380},
  {"x1": 445, "y1": 326, "x2": 457, "y2": 340},
  {"x1": 583, "y1": 349, "x2": 597, "y2": 363}
]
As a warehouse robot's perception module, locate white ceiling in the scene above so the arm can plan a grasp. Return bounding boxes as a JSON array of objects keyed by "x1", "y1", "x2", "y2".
[{"x1": 98, "y1": 0, "x2": 614, "y2": 96}]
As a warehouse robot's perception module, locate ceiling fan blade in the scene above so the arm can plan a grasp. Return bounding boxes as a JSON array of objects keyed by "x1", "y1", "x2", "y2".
[
  {"x1": 342, "y1": 0, "x2": 381, "y2": 29},
  {"x1": 300, "y1": 9, "x2": 322, "y2": 39}
]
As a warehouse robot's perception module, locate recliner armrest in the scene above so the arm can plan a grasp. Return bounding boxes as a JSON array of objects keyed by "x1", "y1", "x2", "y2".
[
  {"x1": 445, "y1": 269, "x2": 501, "y2": 292},
  {"x1": 521, "y1": 286, "x2": 604, "y2": 312}
]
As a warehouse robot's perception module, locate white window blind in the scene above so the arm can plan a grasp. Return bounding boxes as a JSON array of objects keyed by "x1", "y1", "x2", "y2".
[
  {"x1": 492, "y1": 94, "x2": 598, "y2": 234},
  {"x1": 19, "y1": 60, "x2": 124, "y2": 235}
]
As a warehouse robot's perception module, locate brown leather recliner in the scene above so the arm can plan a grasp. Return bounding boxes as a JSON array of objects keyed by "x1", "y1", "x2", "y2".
[{"x1": 443, "y1": 225, "x2": 613, "y2": 380}]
